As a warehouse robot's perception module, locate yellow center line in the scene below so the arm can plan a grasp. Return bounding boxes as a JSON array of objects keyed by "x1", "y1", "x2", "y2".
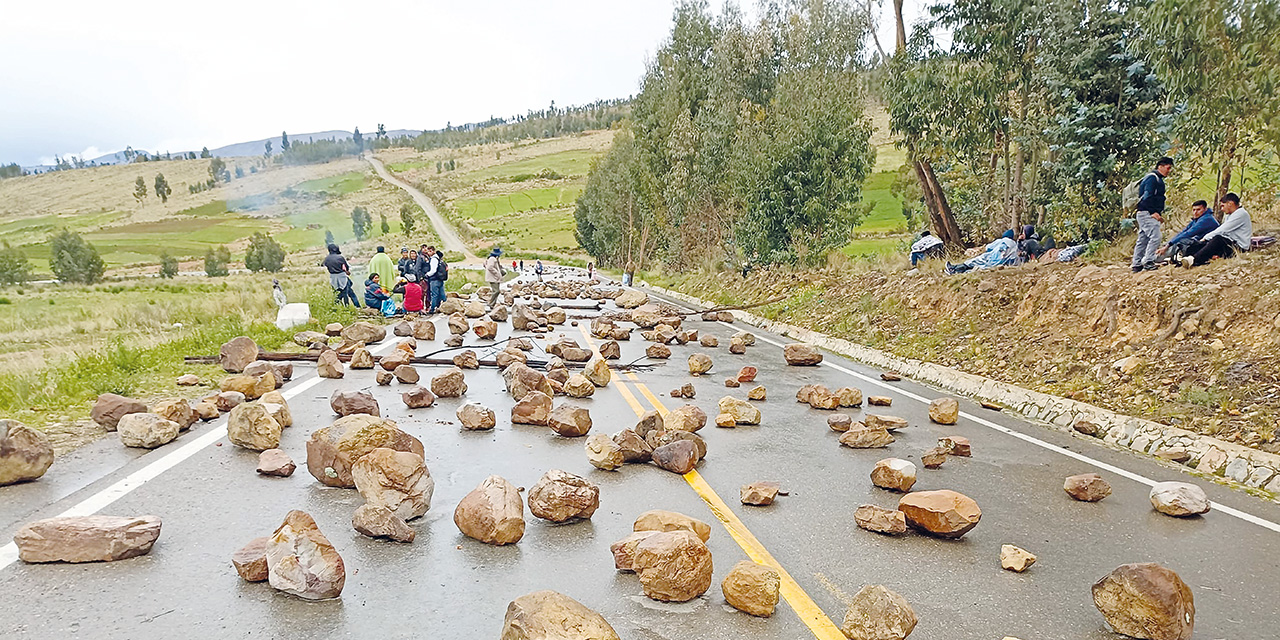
[{"x1": 576, "y1": 325, "x2": 844, "y2": 639}]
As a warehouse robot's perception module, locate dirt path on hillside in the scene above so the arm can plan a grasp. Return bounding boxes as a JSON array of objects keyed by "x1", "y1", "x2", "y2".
[{"x1": 366, "y1": 155, "x2": 478, "y2": 263}]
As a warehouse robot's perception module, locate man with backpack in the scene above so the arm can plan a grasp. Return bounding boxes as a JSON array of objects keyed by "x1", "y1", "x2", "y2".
[
  {"x1": 423, "y1": 246, "x2": 447, "y2": 313},
  {"x1": 1127, "y1": 157, "x2": 1173, "y2": 272}
]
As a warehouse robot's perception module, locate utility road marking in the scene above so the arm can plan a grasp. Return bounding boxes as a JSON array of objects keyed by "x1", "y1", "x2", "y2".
[
  {"x1": 578, "y1": 326, "x2": 845, "y2": 639},
  {"x1": 711, "y1": 320, "x2": 1280, "y2": 535},
  {"x1": 0, "y1": 338, "x2": 401, "y2": 571}
]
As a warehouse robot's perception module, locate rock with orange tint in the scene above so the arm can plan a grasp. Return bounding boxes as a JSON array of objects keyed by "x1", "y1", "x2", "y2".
[
  {"x1": 265, "y1": 510, "x2": 345, "y2": 599},
  {"x1": 898, "y1": 489, "x2": 981, "y2": 539}
]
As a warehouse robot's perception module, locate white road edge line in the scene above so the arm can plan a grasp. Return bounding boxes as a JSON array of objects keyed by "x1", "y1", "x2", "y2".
[
  {"x1": 712, "y1": 321, "x2": 1280, "y2": 535},
  {"x1": 0, "y1": 337, "x2": 400, "y2": 570}
]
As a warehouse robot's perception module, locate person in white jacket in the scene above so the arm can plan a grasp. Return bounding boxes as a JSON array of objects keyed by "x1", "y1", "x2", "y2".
[
  {"x1": 484, "y1": 247, "x2": 506, "y2": 308},
  {"x1": 1182, "y1": 192, "x2": 1251, "y2": 268}
]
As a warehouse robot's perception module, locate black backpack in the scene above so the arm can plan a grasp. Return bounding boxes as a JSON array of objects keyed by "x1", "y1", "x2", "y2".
[{"x1": 436, "y1": 255, "x2": 449, "y2": 281}]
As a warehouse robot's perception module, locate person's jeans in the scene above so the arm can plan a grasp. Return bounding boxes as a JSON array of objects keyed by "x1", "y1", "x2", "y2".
[
  {"x1": 336, "y1": 283, "x2": 360, "y2": 307},
  {"x1": 487, "y1": 281, "x2": 501, "y2": 307},
  {"x1": 428, "y1": 280, "x2": 445, "y2": 312},
  {"x1": 1191, "y1": 235, "x2": 1238, "y2": 266},
  {"x1": 1132, "y1": 211, "x2": 1162, "y2": 267}
]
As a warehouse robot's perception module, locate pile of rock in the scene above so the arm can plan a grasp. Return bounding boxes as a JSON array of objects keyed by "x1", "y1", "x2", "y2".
[{"x1": 587, "y1": 409, "x2": 707, "y2": 475}]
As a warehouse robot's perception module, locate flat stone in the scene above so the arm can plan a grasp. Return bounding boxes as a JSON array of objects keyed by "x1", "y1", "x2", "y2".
[
  {"x1": 740, "y1": 481, "x2": 781, "y2": 506},
  {"x1": 783, "y1": 343, "x2": 822, "y2": 365},
  {"x1": 14, "y1": 515, "x2": 162, "y2": 563},
  {"x1": 1000, "y1": 544, "x2": 1037, "y2": 572},
  {"x1": 865, "y1": 414, "x2": 908, "y2": 431},
  {"x1": 854, "y1": 504, "x2": 907, "y2": 535},
  {"x1": 839, "y1": 424, "x2": 894, "y2": 448},
  {"x1": 938, "y1": 436, "x2": 971, "y2": 456},
  {"x1": 256, "y1": 449, "x2": 296, "y2": 477}
]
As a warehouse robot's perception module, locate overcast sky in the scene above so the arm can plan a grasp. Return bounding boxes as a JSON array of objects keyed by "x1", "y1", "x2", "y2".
[{"x1": 0, "y1": 0, "x2": 925, "y2": 166}]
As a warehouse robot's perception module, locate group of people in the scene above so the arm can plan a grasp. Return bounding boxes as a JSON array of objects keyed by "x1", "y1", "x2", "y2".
[
  {"x1": 1132, "y1": 157, "x2": 1254, "y2": 270},
  {"x1": 940, "y1": 225, "x2": 1059, "y2": 275},
  {"x1": 324, "y1": 243, "x2": 452, "y2": 315}
]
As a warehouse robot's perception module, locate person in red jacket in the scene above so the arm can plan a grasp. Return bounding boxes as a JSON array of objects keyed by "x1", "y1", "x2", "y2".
[{"x1": 393, "y1": 274, "x2": 424, "y2": 313}]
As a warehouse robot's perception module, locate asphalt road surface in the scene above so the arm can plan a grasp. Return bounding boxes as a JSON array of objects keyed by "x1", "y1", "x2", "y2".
[{"x1": 3, "y1": 272, "x2": 1280, "y2": 639}]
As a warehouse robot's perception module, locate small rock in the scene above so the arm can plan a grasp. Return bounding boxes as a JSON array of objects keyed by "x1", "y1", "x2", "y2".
[
  {"x1": 500, "y1": 590, "x2": 621, "y2": 640},
  {"x1": 715, "y1": 413, "x2": 737, "y2": 428},
  {"x1": 585, "y1": 433, "x2": 625, "y2": 470},
  {"x1": 871, "y1": 458, "x2": 917, "y2": 492},
  {"x1": 227, "y1": 403, "x2": 282, "y2": 451},
  {"x1": 837, "y1": 387, "x2": 863, "y2": 407},
  {"x1": 454, "y1": 475, "x2": 525, "y2": 545},
  {"x1": 118, "y1": 413, "x2": 180, "y2": 449},
  {"x1": 928, "y1": 397, "x2": 959, "y2": 424},
  {"x1": 1149, "y1": 482, "x2": 1210, "y2": 517},
  {"x1": 737, "y1": 366, "x2": 758, "y2": 382},
  {"x1": 453, "y1": 350, "x2": 480, "y2": 370},
  {"x1": 0, "y1": 420, "x2": 55, "y2": 485},
  {"x1": 1000, "y1": 544, "x2": 1036, "y2": 572},
  {"x1": 867, "y1": 396, "x2": 893, "y2": 407},
  {"x1": 325, "y1": 322, "x2": 344, "y2": 336},
  {"x1": 722, "y1": 560, "x2": 781, "y2": 617},
  {"x1": 583, "y1": 355, "x2": 612, "y2": 387},
  {"x1": 688, "y1": 353, "x2": 713, "y2": 375},
  {"x1": 1073, "y1": 420, "x2": 1100, "y2": 436},
  {"x1": 921, "y1": 446, "x2": 948, "y2": 469},
  {"x1": 548, "y1": 404, "x2": 593, "y2": 437},
  {"x1": 865, "y1": 414, "x2": 908, "y2": 431},
  {"x1": 740, "y1": 481, "x2": 780, "y2": 506},
  {"x1": 634, "y1": 410, "x2": 664, "y2": 438},
  {"x1": 1092, "y1": 563, "x2": 1194, "y2": 640},
  {"x1": 232, "y1": 536, "x2": 269, "y2": 581},
  {"x1": 564, "y1": 374, "x2": 596, "y2": 398},
  {"x1": 472, "y1": 319, "x2": 498, "y2": 340},
  {"x1": 527, "y1": 469, "x2": 599, "y2": 522},
  {"x1": 724, "y1": 377, "x2": 741, "y2": 388},
  {"x1": 1064, "y1": 473, "x2": 1112, "y2": 502},
  {"x1": 839, "y1": 424, "x2": 895, "y2": 448},
  {"x1": 880, "y1": 372, "x2": 902, "y2": 381},
  {"x1": 330, "y1": 389, "x2": 379, "y2": 417},
  {"x1": 192, "y1": 400, "x2": 219, "y2": 421},
  {"x1": 457, "y1": 403, "x2": 496, "y2": 430},
  {"x1": 980, "y1": 400, "x2": 1004, "y2": 411},
  {"x1": 443, "y1": 334, "x2": 464, "y2": 348},
  {"x1": 854, "y1": 504, "x2": 907, "y2": 535},
  {"x1": 401, "y1": 385, "x2": 436, "y2": 409},
  {"x1": 375, "y1": 370, "x2": 394, "y2": 385},
  {"x1": 840, "y1": 584, "x2": 917, "y2": 640},
  {"x1": 317, "y1": 350, "x2": 344, "y2": 378},
  {"x1": 783, "y1": 343, "x2": 822, "y2": 365},
  {"x1": 379, "y1": 350, "x2": 410, "y2": 371},
  {"x1": 256, "y1": 449, "x2": 296, "y2": 477},
  {"x1": 700, "y1": 335, "x2": 719, "y2": 348},
  {"x1": 633, "y1": 509, "x2": 711, "y2": 541},
  {"x1": 937, "y1": 436, "x2": 971, "y2": 456},
  {"x1": 14, "y1": 515, "x2": 162, "y2": 563},
  {"x1": 828, "y1": 414, "x2": 853, "y2": 432},
  {"x1": 646, "y1": 344, "x2": 671, "y2": 359},
  {"x1": 747, "y1": 386, "x2": 766, "y2": 401},
  {"x1": 1155, "y1": 448, "x2": 1191, "y2": 463},
  {"x1": 266, "y1": 510, "x2": 345, "y2": 599},
  {"x1": 599, "y1": 340, "x2": 621, "y2": 359},
  {"x1": 176, "y1": 374, "x2": 201, "y2": 386},
  {"x1": 393, "y1": 365, "x2": 419, "y2": 384},
  {"x1": 352, "y1": 504, "x2": 415, "y2": 542},
  {"x1": 215, "y1": 391, "x2": 246, "y2": 412},
  {"x1": 349, "y1": 347, "x2": 375, "y2": 369}
]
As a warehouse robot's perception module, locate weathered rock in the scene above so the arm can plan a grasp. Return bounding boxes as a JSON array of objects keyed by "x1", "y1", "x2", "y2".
[
  {"x1": 632, "y1": 530, "x2": 713, "y2": 602},
  {"x1": 1149, "y1": 482, "x2": 1210, "y2": 517},
  {"x1": 688, "y1": 353, "x2": 713, "y2": 375},
  {"x1": 256, "y1": 448, "x2": 296, "y2": 476},
  {"x1": 577, "y1": 357, "x2": 609, "y2": 389},
  {"x1": 451, "y1": 350, "x2": 479, "y2": 370},
  {"x1": 341, "y1": 321, "x2": 386, "y2": 344},
  {"x1": 512, "y1": 391, "x2": 553, "y2": 426},
  {"x1": 700, "y1": 335, "x2": 719, "y2": 348},
  {"x1": 0, "y1": 420, "x2": 54, "y2": 485},
  {"x1": 611, "y1": 530, "x2": 660, "y2": 571},
  {"x1": 259, "y1": 390, "x2": 293, "y2": 427},
  {"x1": 232, "y1": 536, "x2": 269, "y2": 581},
  {"x1": 295, "y1": 330, "x2": 329, "y2": 347},
  {"x1": 634, "y1": 410, "x2": 664, "y2": 438},
  {"x1": 634, "y1": 509, "x2": 711, "y2": 541},
  {"x1": 499, "y1": 590, "x2": 621, "y2": 640},
  {"x1": 14, "y1": 515, "x2": 162, "y2": 563},
  {"x1": 490, "y1": 306, "x2": 509, "y2": 322},
  {"x1": 724, "y1": 377, "x2": 740, "y2": 388},
  {"x1": 649, "y1": 430, "x2": 707, "y2": 460},
  {"x1": 393, "y1": 320, "x2": 414, "y2": 337},
  {"x1": 1092, "y1": 563, "x2": 1194, "y2": 640},
  {"x1": 1073, "y1": 420, "x2": 1100, "y2": 436},
  {"x1": 898, "y1": 489, "x2": 981, "y2": 539},
  {"x1": 840, "y1": 585, "x2": 918, "y2": 640},
  {"x1": 527, "y1": 469, "x2": 599, "y2": 522},
  {"x1": 215, "y1": 391, "x2": 246, "y2": 412},
  {"x1": 353, "y1": 447, "x2": 434, "y2": 520},
  {"x1": 220, "y1": 372, "x2": 275, "y2": 400},
  {"x1": 866, "y1": 414, "x2": 908, "y2": 431},
  {"x1": 548, "y1": 404, "x2": 592, "y2": 437},
  {"x1": 747, "y1": 386, "x2": 766, "y2": 401},
  {"x1": 721, "y1": 560, "x2": 780, "y2": 617},
  {"x1": 868, "y1": 396, "x2": 893, "y2": 407},
  {"x1": 666, "y1": 404, "x2": 707, "y2": 432},
  {"x1": 715, "y1": 413, "x2": 737, "y2": 428},
  {"x1": 399, "y1": 385, "x2": 435, "y2": 409},
  {"x1": 91, "y1": 393, "x2": 149, "y2": 431},
  {"x1": 929, "y1": 397, "x2": 959, "y2": 424},
  {"x1": 652, "y1": 439, "x2": 698, "y2": 474},
  {"x1": 118, "y1": 413, "x2": 180, "y2": 449},
  {"x1": 613, "y1": 429, "x2": 653, "y2": 462},
  {"x1": 306, "y1": 414, "x2": 423, "y2": 488},
  {"x1": 1000, "y1": 544, "x2": 1037, "y2": 572},
  {"x1": 176, "y1": 373, "x2": 201, "y2": 386},
  {"x1": 673, "y1": 382, "x2": 696, "y2": 399},
  {"x1": 598, "y1": 340, "x2": 621, "y2": 360},
  {"x1": 808, "y1": 387, "x2": 841, "y2": 410},
  {"x1": 447, "y1": 313, "x2": 470, "y2": 335},
  {"x1": 412, "y1": 318, "x2": 436, "y2": 340},
  {"x1": 504, "y1": 362, "x2": 553, "y2": 400},
  {"x1": 646, "y1": 344, "x2": 671, "y2": 359},
  {"x1": 443, "y1": 334, "x2": 464, "y2": 347},
  {"x1": 854, "y1": 504, "x2": 907, "y2": 535},
  {"x1": 839, "y1": 424, "x2": 895, "y2": 448},
  {"x1": 193, "y1": 400, "x2": 219, "y2": 421},
  {"x1": 375, "y1": 370, "x2": 393, "y2": 385},
  {"x1": 837, "y1": 387, "x2": 863, "y2": 407},
  {"x1": 329, "y1": 389, "x2": 379, "y2": 418},
  {"x1": 938, "y1": 435, "x2": 971, "y2": 456},
  {"x1": 732, "y1": 331, "x2": 756, "y2": 346},
  {"x1": 563, "y1": 374, "x2": 595, "y2": 398},
  {"x1": 266, "y1": 510, "x2": 345, "y2": 599},
  {"x1": 227, "y1": 403, "x2": 282, "y2": 451},
  {"x1": 783, "y1": 343, "x2": 822, "y2": 365},
  {"x1": 585, "y1": 433, "x2": 625, "y2": 470},
  {"x1": 317, "y1": 350, "x2": 344, "y2": 378},
  {"x1": 219, "y1": 336, "x2": 259, "y2": 373},
  {"x1": 455, "y1": 401, "x2": 494, "y2": 432},
  {"x1": 740, "y1": 481, "x2": 780, "y2": 506},
  {"x1": 472, "y1": 319, "x2": 498, "y2": 340},
  {"x1": 430, "y1": 367, "x2": 468, "y2": 397},
  {"x1": 244, "y1": 361, "x2": 290, "y2": 385},
  {"x1": 718, "y1": 396, "x2": 761, "y2": 425},
  {"x1": 729, "y1": 340, "x2": 746, "y2": 354},
  {"x1": 454, "y1": 475, "x2": 525, "y2": 545},
  {"x1": 379, "y1": 350, "x2": 410, "y2": 371},
  {"x1": 828, "y1": 414, "x2": 854, "y2": 432},
  {"x1": 921, "y1": 446, "x2": 948, "y2": 469},
  {"x1": 352, "y1": 504, "x2": 415, "y2": 542},
  {"x1": 325, "y1": 322, "x2": 344, "y2": 336},
  {"x1": 464, "y1": 300, "x2": 486, "y2": 318},
  {"x1": 392, "y1": 365, "x2": 419, "y2": 385},
  {"x1": 1064, "y1": 473, "x2": 1112, "y2": 502},
  {"x1": 871, "y1": 458, "x2": 917, "y2": 492},
  {"x1": 546, "y1": 307, "x2": 567, "y2": 324},
  {"x1": 615, "y1": 289, "x2": 648, "y2": 308}
]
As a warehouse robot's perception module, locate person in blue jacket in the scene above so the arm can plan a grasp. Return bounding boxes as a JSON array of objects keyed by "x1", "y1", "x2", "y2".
[{"x1": 1158, "y1": 200, "x2": 1219, "y2": 264}]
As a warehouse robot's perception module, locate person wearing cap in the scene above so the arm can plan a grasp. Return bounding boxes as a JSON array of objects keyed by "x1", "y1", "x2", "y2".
[
  {"x1": 396, "y1": 247, "x2": 412, "y2": 276},
  {"x1": 368, "y1": 246, "x2": 396, "y2": 292},
  {"x1": 393, "y1": 273, "x2": 425, "y2": 313},
  {"x1": 484, "y1": 247, "x2": 506, "y2": 308}
]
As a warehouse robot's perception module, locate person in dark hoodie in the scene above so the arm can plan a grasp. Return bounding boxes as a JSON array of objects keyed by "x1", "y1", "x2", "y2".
[
  {"x1": 1132, "y1": 157, "x2": 1173, "y2": 272},
  {"x1": 323, "y1": 244, "x2": 360, "y2": 307}
]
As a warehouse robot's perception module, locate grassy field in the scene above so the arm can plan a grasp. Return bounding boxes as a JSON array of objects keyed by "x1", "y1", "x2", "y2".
[
  {"x1": 454, "y1": 183, "x2": 584, "y2": 220},
  {"x1": 295, "y1": 171, "x2": 367, "y2": 195},
  {"x1": 463, "y1": 148, "x2": 599, "y2": 182}
]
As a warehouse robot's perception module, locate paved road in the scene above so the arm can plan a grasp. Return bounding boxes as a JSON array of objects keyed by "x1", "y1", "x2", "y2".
[
  {"x1": 366, "y1": 154, "x2": 478, "y2": 263},
  {"x1": 3, "y1": 272, "x2": 1280, "y2": 639}
]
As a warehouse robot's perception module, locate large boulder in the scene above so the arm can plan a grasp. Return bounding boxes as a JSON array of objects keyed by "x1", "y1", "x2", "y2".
[
  {"x1": 330, "y1": 389, "x2": 380, "y2": 417},
  {"x1": 512, "y1": 391, "x2": 553, "y2": 426},
  {"x1": 610, "y1": 531, "x2": 659, "y2": 571},
  {"x1": 306, "y1": 414, "x2": 424, "y2": 488},
  {"x1": 352, "y1": 504, "x2": 416, "y2": 543},
  {"x1": 666, "y1": 404, "x2": 707, "y2": 432},
  {"x1": 118, "y1": 413, "x2": 180, "y2": 449},
  {"x1": 632, "y1": 530, "x2": 714, "y2": 602},
  {"x1": 430, "y1": 367, "x2": 468, "y2": 397},
  {"x1": 1149, "y1": 482, "x2": 1210, "y2": 517},
  {"x1": 0, "y1": 420, "x2": 54, "y2": 485},
  {"x1": 1092, "y1": 563, "x2": 1194, "y2": 640},
  {"x1": 717, "y1": 397, "x2": 760, "y2": 425},
  {"x1": 583, "y1": 356, "x2": 611, "y2": 387},
  {"x1": 722, "y1": 560, "x2": 780, "y2": 617},
  {"x1": 599, "y1": 341, "x2": 621, "y2": 359},
  {"x1": 651, "y1": 440, "x2": 699, "y2": 474},
  {"x1": 341, "y1": 321, "x2": 386, "y2": 344},
  {"x1": 91, "y1": 393, "x2": 148, "y2": 431},
  {"x1": 500, "y1": 590, "x2": 621, "y2": 640},
  {"x1": 928, "y1": 397, "x2": 959, "y2": 424},
  {"x1": 219, "y1": 336, "x2": 259, "y2": 373},
  {"x1": 454, "y1": 475, "x2": 525, "y2": 545},
  {"x1": 265, "y1": 510, "x2": 345, "y2": 599},
  {"x1": 585, "y1": 433, "x2": 624, "y2": 470},
  {"x1": 527, "y1": 469, "x2": 599, "y2": 522},
  {"x1": 871, "y1": 458, "x2": 917, "y2": 492},
  {"x1": 13, "y1": 515, "x2": 162, "y2": 563},
  {"x1": 219, "y1": 372, "x2": 275, "y2": 400},
  {"x1": 1064, "y1": 473, "x2": 1112, "y2": 502},
  {"x1": 504, "y1": 363, "x2": 553, "y2": 400},
  {"x1": 317, "y1": 350, "x2": 344, "y2": 378},
  {"x1": 352, "y1": 447, "x2": 434, "y2": 520},
  {"x1": 151, "y1": 399, "x2": 196, "y2": 431},
  {"x1": 613, "y1": 429, "x2": 653, "y2": 463},
  {"x1": 457, "y1": 403, "x2": 496, "y2": 430},
  {"x1": 412, "y1": 318, "x2": 436, "y2": 340},
  {"x1": 226, "y1": 403, "x2": 282, "y2": 451},
  {"x1": 783, "y1": 343, "x2": 822, "y2": 366},
  {"x1": 615, "y1": 289, "x2": 648, "y2": 309},
  {"x1": 688, "y1": 353, "x2": 713, "y2": 375},
  {"x1": 634, "y1": 509, "x2": 711, "y2": 542},
  {"x1": 898, "y1": 490, "x2": 981, "y2": 539},
  {"x1": 563, "y1": 374, "x2": 595, "y2": 398},
  {"x1": 548, "y1": 404, "x2": 592, "y2": 437},
  {"x1": 840, "y1": 585, "x2": 918, "y2": 640}
]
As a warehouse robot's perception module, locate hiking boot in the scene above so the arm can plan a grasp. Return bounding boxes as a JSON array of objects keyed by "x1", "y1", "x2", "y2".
[
  {"x1": 1131, "y1": 265, "x2": 1143, "y2": 273},
  {"x1": 1143, "y1": 261, "x2": 1160, "y2": 271}
]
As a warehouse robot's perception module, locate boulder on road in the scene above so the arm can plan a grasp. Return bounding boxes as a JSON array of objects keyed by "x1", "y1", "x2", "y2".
[
  {"x1": 585, "y1": 433, "x2": 625, "y2": 470},
  {"x1": 563, "y1": 374, "x2": 595, "y2": 398},
  {"x1": 828, "y1": 414, "x2": 854, "y2": 432},
  {"x1": 898, "y1": 489, "x2": 981, "y2": 539},
  {"x1": 91, "y1": 393, "x2": 148, "y2": 431},
  {"x1": 725, "y1": 377, "x2": 741, "y2": 388},
  {"x1": 500, "y1": 590, "x2": 621, "y2": 640},
  {"x1": 854, "y1": 504, "x2": 907, "y2": 535},
  {"x1": 512, "y1": 391, "x2": 554, "y2": 426},
  {"x1": 379, "y1": 350, "x2": 410, "y2": 371},
  {"x1": 613, "y1": 429, "x2": 652, "y2": 463},
  {"x1": 610, "y1": 531, "x2": 659, "y2": 571},
  {"x1": 306, "y1": 414, "x2": 423, "y2": 488},
  {"x1": 548, "y1": 404, "x2": 592, "y2": 437},
  {"x1": 256, "y1": 449, "x2": 296, "y2": 477},
  {"x1": 840, "y1": 584, "x2": 918, "y2": 640},
  {"x1": 1064, "y1": 473, "x2": 1112, "y2": 502},
  {"x1": 634, "y1": 509, "x2": 711, "y2": 542},
  {"x1": 747, "y1": 385, "x2": 766, "y2": 401},
  {"x1": 722, "y1": 560, "x2": 781, "y2": 617},
  {"x1": 1092, "y1": 562, "x2": 1194, "y2": 640},
  {"x1": 232, "y1": 536, "x2": 269, "y2": 581},
  {"x1": 118, "y1": 413, "x2": 180, "y2": 449},
  {"x1": 352, "y1": 447, "x2": 434, "y2": 520},
  {"x1": 583, "y1": 356, "x2": 611, "y2": 387},
  {"x1": 220, "y1": 372, "x2": 275, "y2": 400},
  {"x1": 688, "y1": 353, "x2": 713, "y2": 375},
  {"x1": 783, "y1": 343, "x2": 822, "y2": 365},
  {"x1": 430, "y1": 367, "x2": 468, "y2": 397},
  {"x1": 921, "y1": 446, "x2": 948, "y2": 469},
  {"x1": 633, "y1": 530, "x2": 714, "y2": 602},
  {"x1": 0, "y1": 420, "x2": 54, "y2": 486},
  {"x1": 929, "y1": 397, "x2": 959, "y2": 424},
  {"x1": 259, "y1": 390, "x2": 293, "y2": 427},
  {"x1": 865, "y1": 414, "x2": 908, "y2": 431},
  {"x1": 1149, "y1": 482, "x2": 1210, "y2": 517},
  {"x1": 219, "y1": 336, "x2": 259, "y2": 373},
  {"x1": 352, "y1": 504, "x2": 415, "y2": 543},
  {"x1": 341, "y1": 321, "x2": 386, "y2": 344},
  {"x1": 599, "y1": 340, "x2": 621, "y2": 359},
  {"x1": 215, "y1": 391, "x2": 246, "y2": 412},
  {"x1": 867, "y1": 396, "x2": 893, "y2": 407},
  {"x1": 393, "y1": 365, "x2": 420, "y2": 384},
  {"x1": 871, "y1": 458, "x2": 917, "y2": 492},
  {"x1": 401, "y1": 385, "x2": 436, "y2": 409},
  {"x1": 453, "y1": 350, "x2": 480, "y2": 370},
  {"x1": 740, "y1": 481, "x2": 780, "y2": 506},
  {"x1": 375, "y1": 370, "x2": 393, "y2": 385},
  {"x1": 651, "y1": 440, "x2": 698, "y2": 474},
  {"x1": 266, "y1": 510, "x2": 345, "y2": 599},
  {"x1": 454, "y1": 475, "x2": 525, "y2": 545},
  {"x1": 14, "y1": 515, "x2": 162, "y2": 563},
  {"x1": 527, "y1": 469, "x2": 599, "y2": 522},
  {"x1": 317, "y1": 350, "x2": 344, "y2": 378},
  {"x1": 938, "y1": 436, "x2": 971, "y2": 456},
  {"x1": 837, "y1": 387, "x2": 863, "y2": 407},
  {"x1": 666, "y1": 404, "x2": 707, "y2": 432},
  {"x1": 330, "y1": 389, "x2": 380, "y2": 417},
  {"x1": 412, "y1": 318, "x2": 436, "y2": 340},
  {"x1": 152, "y1": 399, "x2": 196, "y2": 431},
  {"x1": 504, "y1": 363, "x2": 553, "y2": 400},
  {"x1": 227, "y1": 403, "x2": 283, "y2": 451},
  {"x1": 646, "y1": 344, "x2": 671, "y2": 359},
  {"x1": 457, "y1": 403, "x2": 496, "y2": 430},
  {"x1": 634, "y1": 410, "x2": 664, "y2": 438},
  {"x1": 839, "y1": 424, "x2": 894, "y2": 449},
  {"x1": 737, "y1": 366, "x2": 758, "y2": 382},
  {"x1": 718, "y1": 396, "x2": 761, "y2": 425},
  {"x1": 1000, "y1": 544, "x2": 1037, "y2": 572},
  {"x1": 615, "y1": 289, "x2": 648, "y2": 309}
]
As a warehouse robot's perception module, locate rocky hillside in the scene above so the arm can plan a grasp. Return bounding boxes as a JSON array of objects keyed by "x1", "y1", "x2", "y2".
[{"x1": 664, "y1": 251, "x2": 1280, "y2": 454}]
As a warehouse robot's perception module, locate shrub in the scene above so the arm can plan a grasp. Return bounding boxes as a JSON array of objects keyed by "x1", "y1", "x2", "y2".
[
  {"x1": 159, "y1": 253, "x2": 179, "y2": 278},
  {"x1": 244, "y1": 233, "x2": 286, "y2": 272},
  {"x1": 49, "y1": 230, "x2": 105, "y2": 284},
  {"x1": 0, "y1": 242, "x2": 32, "y2": 285},
  {"x1": 204, "y1": 246, "x2": 231, "y2": 277}
]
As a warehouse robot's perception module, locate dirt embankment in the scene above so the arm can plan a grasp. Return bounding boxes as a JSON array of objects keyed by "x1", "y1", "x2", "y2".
[{"x1": 669, "y1": 253, "x2": 1280, "y2": 453}]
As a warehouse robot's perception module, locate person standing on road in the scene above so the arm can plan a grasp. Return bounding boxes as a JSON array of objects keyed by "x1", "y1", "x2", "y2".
[
  {"x1": 535, "y1": 259, "x2": 544, "y2": 281},
  {"x1": 1132, "y1": 157, "x2": 1173, "y2": 272},
  {"x1": 1182, "y1": 192, "x2": 1252, "y2": 268},
  {"x1": 323, "y1": 244, "x2": 360, "y2": 307},
  {"x1": 484, "y1": 247, "x2": 506, "y2": 308},
  {"x1": 368, "y1": 246, "x2": 396, "y2": 292},
  {"x1": 423, "y1": 246, "x2": 446, "y2": 313},
  {"x1": 587, "y1": 262, "x2": 594, "y2": 279}
]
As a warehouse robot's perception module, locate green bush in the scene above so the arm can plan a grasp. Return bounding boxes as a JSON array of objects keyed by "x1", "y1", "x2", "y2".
[
  {"x1": 49, "y1": 230, "x2": 105, "y2": 284},
  {"x1": 159, "y1": 253, "x2": 179, "y2": 278},
  {"x1": 0, "y1": 242, "x2": 32, "y2": 285},
  {"x1": 244, "y1": 233, "x2": 286, "y2": 272},
  {"x1": 204, "y1": 246, "x2": 231, "y2": 277}
]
